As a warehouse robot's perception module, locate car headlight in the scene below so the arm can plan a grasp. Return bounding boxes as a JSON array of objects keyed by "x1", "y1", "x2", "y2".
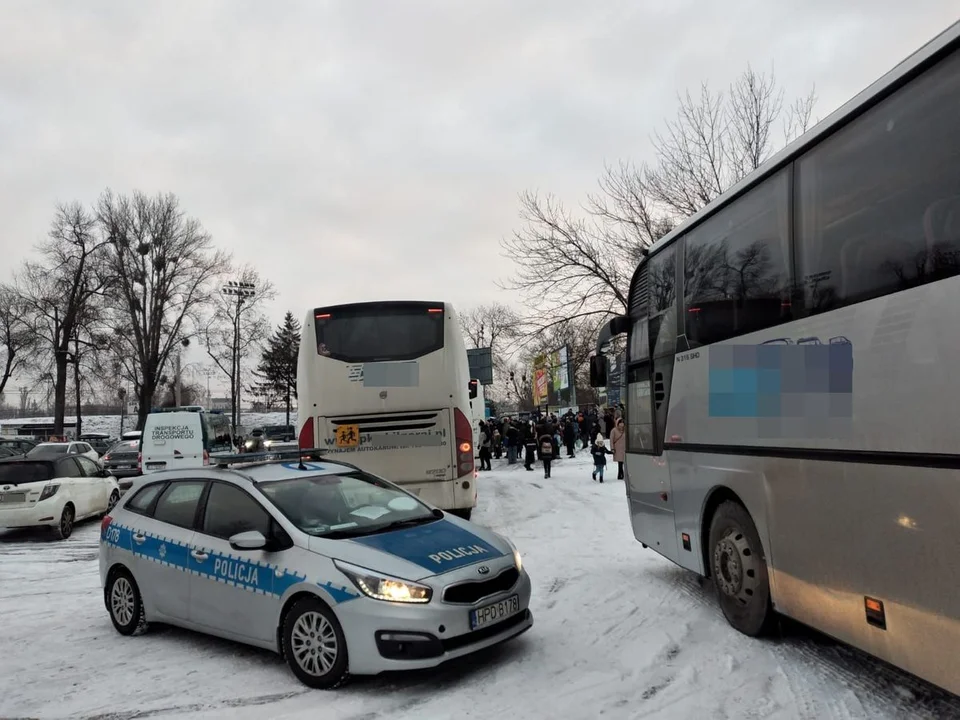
[
  {"x1": 38, "y1": 484, "x2": 60, "y2": 502},
  {"x1": 504, "y1": 538, "x2": 522, "y2": 572},
  {"x1": 334, "y1": 560, "x2": 432, "y2": 603}
]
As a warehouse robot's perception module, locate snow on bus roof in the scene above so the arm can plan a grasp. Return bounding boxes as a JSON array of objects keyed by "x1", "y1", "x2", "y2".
[{"x1": 237, "y1": 459, "x2": 354, "y2": 483}]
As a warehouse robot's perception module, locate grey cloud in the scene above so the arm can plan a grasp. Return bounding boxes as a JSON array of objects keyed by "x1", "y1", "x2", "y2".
[{"x1": 1, "y1": 0, "x2": 957, "y2": 325}]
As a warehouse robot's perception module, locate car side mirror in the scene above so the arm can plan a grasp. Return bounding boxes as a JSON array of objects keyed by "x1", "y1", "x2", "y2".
[
  {"x1": 589, "y1": 355, "x2": 608, "y2": 388},
  {"x1": 229, "y1": 530, "x2": 267, "y2": 551}
]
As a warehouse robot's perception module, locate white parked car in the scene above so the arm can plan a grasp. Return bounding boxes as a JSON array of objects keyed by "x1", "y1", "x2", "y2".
[
  {"x1": 0, "y1": 456, "x2": 121, "y2": 539},
  {"x1": 28, "y1": 441, "x2": 101, "y2": 465}
]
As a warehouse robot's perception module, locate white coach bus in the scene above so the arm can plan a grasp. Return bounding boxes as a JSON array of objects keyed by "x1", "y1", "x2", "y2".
[
  {"x1": 590, "y1": 21, "x2": 960, "y2": 696},
  {"x1": 297, "y1": 300, "x2": 478, "y2": 519}
]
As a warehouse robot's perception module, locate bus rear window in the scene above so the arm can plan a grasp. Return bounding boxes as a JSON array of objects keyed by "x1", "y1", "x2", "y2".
[{"x1": 314, "y1": 303, "x2": 445, "y2": 362}]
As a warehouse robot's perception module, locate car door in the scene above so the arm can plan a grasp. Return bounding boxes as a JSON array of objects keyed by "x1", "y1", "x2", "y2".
[
  {"x1": 54, "y1": 457, "x2": 91, "y2": 517},
  {"x1": 127, "y1": 480, "x2": 205, "y2": 621},
  {"x1": 74, "y1": 456, "x2": 108, "y2": 512},
  {"x1": 188, "y1": 481, "x2": 285, "y2": 643}
]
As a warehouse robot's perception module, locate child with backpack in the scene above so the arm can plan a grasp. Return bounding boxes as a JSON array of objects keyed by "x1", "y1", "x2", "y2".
[
  {"x1": 591, "y1": 438, "x2": 613, "y2": 483},
  {"x1": 538, "y1": 427, "x2": 555, "y2": 478}
]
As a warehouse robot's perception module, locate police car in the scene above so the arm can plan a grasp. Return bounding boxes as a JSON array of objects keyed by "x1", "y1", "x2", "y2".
[{"x1": 98, "y1": 450, "x2": 532, "y2": 688}]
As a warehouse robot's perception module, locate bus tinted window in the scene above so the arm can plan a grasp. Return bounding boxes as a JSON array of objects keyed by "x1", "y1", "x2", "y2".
[
  {"x1": 647, "y1": 246, "x2": 677, "y2": 358},
  {"x1": 314, "y1": 304, "x2": 445, "y2": 362},
  {"x1": 796, "y1": 49, "x2": 960, "y2": 315},
  {"x1": 683, "y1": 168, "x2": 792, "y2": 347}
]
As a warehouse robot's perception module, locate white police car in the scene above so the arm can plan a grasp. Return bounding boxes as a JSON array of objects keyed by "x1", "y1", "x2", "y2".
[{"x1": 98, "y1": 451, "x2": 532, "y2": 688}]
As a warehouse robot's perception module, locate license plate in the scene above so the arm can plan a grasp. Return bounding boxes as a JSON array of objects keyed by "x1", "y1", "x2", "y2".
[
  {"x1": 0, "y1": 493, "x2": 26, "y2": 503},
  {"x1": 145, "y1": 462, "x2": 165, "y2": 470},
  {"x1": 470, "y1": 594, "x2": 520, "y2": 630}
]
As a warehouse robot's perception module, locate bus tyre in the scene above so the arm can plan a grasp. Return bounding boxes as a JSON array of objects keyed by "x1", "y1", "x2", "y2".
[
  {"x1": 708, "y1": 501, "x2": 774, "y2": 637},
  {"x1": 450, "y1": 508, "x2": 472, "y2": 521}
]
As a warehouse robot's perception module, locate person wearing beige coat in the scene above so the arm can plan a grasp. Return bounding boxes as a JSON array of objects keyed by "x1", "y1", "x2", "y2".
[{"x1": 611, "y1": 417, "x2": 626, "y2": 479}]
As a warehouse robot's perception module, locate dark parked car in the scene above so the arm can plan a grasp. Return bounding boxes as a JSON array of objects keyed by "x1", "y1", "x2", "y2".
[
  {"x1": 100, "y1": 439, "x2": 140, "y2": 489},
  {"x1": 0, "y1": 438, "x2": 38, "y2": 455},
  {"x1": 78, "y1": 433, "x2": 114, "y2": 456}
]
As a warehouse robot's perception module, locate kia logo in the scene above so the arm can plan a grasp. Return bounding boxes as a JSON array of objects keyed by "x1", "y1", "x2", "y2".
[
  {"x1": 379, "y1": 391, "x2": 388, "y2": 399},
  {"x1": 477, "y1": 566, "x2": 490, "y2": 575}
]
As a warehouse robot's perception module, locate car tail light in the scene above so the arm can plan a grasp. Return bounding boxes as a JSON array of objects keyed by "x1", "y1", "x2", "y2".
[
  {"x1": 101, "y1": 515, "x2": 112, "y2": 536},
  {"x1": 203, "y1": 449, "x2": 210, "y2": 465},
  {"x1": 137, "y1": 452, "x2": 142, "y2": 473},
  {"x1": 299, "y1": 417, "x2": 315, "y2": 449},
  {"x1": 103, "y1": 453, "x2": 112, "y2": 462},
  {"x1": 453, "y1": 408, "x2": 474, "y2": 478}
]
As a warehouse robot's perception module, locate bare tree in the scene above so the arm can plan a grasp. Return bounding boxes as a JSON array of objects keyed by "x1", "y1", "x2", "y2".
[
  {"x1": 0, "y1": 283, "x2": 35, "y2": 399},
  {"x1": 499, "y1": 192, "x2": 636, "y2": 328},
  {"x1": 15, "y1": 203, "x2": 112, "y2": 435},
  {"x1": 97, "y1": 190, "x2": 231, "y2": 430},
  {"x1": 203, "y1": 265, "x2": 276, "y2": 430},
  {"x1": 647, "y1": 65, "x2": 818, "y2": 217}
]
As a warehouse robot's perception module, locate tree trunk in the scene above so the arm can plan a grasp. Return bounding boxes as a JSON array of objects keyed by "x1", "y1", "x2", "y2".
[
  {"x1": 53, "y1": 352, "x2": 69, "y2": 437},
  {"x1": 285, "y1": 389, "x2": 291, "y2": 428},
  {"x1": 74, "y1": 352, "x2": 83, "y2": 437},
  {"x1": 136, "y1": 378, "x2": 157, "y2": 431}
]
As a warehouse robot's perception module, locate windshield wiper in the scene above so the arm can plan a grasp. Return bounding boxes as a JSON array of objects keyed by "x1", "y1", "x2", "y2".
[{"x1": 324, "y1": 515, "x2": 439, "y2": 539}]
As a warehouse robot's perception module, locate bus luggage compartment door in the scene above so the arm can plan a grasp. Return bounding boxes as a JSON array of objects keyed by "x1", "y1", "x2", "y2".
[{"x1": 626, "y1": 454, "x2": 681, "y2": 564}]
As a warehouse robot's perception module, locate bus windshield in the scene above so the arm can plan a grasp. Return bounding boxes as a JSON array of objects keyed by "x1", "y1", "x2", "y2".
[{"x1": 314, "y1": 302, "x2": 445, "y2": 363}]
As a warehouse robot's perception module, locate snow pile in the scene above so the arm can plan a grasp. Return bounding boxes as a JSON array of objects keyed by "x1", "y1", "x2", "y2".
[
  {"x1": 5, "y1": 412, "x2": 297, "y2": 439},
  {"x1": 1, "y1": 451, "x2": 957, "y2": 719}
]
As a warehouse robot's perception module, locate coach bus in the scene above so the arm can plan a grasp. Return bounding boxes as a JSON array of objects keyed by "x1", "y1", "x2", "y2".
[
  {"x1": 297, "y1": 300, "x2": 478, "y2": 519},
  {"x1": 589, "y1": 20, "x2": 960, "y2": 695}
]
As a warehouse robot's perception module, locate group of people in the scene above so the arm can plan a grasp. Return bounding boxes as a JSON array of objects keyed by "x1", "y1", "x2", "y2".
[{"x1": 476, "y1": 406, "x2": 626, "y2": 481}]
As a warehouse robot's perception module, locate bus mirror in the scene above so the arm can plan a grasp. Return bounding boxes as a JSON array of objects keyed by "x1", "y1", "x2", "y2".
[
  {"x1": 589, "y1": 355, "x2": 607, "y2": 388},
  {"x1": 468, "y1": 380, "x2": 479, "y2": 399}
]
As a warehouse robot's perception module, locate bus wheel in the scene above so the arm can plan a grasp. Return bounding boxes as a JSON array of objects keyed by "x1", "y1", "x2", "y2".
[
  {"x1": 450, "y1": 508, "x2": 472, "y2": 521},
  {"x1": 707, "y1": 500, "x2": 774, "y2": 637}
]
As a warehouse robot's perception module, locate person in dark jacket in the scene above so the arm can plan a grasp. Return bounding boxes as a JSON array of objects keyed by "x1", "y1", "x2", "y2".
[
  {"x1": 522, "y1": 421, "x2": 536, "y2": 471},
  {"x1": 562, "y1": 418, "x2": 577, "y2": 457},
  {"x1": 538, "y1": 428, "x2": 555, "y2": 478},
  {"x1": 590, "y1": 437, "x2": 613, "y2": 482}
]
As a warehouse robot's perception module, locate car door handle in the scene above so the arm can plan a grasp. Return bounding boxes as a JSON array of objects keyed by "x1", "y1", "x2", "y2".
[
  {"x1": 191, "y1": 549, "x2": 209, "y2": 561},
  {"x1": 132, "y1": 533, "x2": 146, "y2": 544}
]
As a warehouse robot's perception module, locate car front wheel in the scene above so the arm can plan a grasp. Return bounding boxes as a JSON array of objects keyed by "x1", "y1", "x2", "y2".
[{"x1": 282, "y1": 597, "x2": 349, "y2": 689}]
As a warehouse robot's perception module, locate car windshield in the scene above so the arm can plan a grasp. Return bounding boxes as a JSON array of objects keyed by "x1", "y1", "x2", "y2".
[
  {"x1": 257, "y1": 470, "x2": 438, "y2": 538},
  {"x1": 0, "y1": 462, "x2": 53, "y2": 485},
  {"x1": 27, "y1": 445, "x2": 68, "y2": 458}
]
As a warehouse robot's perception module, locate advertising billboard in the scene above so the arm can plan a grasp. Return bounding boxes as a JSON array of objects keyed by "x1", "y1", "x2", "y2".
[{"x1": 531, "y1": 345, "x2": 575, "y2": 409}]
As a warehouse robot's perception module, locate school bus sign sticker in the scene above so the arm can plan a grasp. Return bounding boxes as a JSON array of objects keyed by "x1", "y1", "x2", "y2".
[{"x1": 335, "y1": 424, "x2": 360, "y2": 448}]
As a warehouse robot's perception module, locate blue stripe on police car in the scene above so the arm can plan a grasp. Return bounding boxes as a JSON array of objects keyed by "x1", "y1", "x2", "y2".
[{"x1": 348, "y1": 519, "x2": 505, "y2": 572}]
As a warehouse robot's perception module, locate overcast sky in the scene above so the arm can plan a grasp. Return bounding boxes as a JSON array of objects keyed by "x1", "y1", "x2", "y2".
[{"x1": 1, "y1": 1, "x2": 957, "y2": 394}]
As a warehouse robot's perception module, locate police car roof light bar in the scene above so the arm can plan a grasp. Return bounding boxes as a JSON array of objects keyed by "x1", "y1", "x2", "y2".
[{"x1": 213, "y1": 447, "x2": 327, "y2": 468}]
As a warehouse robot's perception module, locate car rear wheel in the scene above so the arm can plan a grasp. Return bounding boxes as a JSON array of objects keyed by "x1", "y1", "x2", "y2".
[
  {"x1": 54, "y1": 504, "x2": 74, "y2": 540},
  {"x1": 282, "y1": 597, "x2": 349, "y2": 689},
  {"x1": 106, "y1": 569, "x2": 149, "y2": 636},
  {"x1": 106, "y1": 490, "x2": 120, "y2": 513}
]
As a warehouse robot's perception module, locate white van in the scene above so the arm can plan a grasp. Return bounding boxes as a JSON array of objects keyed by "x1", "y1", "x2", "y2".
[{"x1": 139, "y1": 411, "x2": 211, "y2": 474}]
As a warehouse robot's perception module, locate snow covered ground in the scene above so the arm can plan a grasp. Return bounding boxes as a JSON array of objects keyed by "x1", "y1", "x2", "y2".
[{"x1": 2, "y1": 451, "x2": 958, "y2": 719}]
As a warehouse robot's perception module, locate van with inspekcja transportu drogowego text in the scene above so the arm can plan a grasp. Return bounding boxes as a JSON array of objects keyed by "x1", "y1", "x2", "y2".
[{"x1": 138, "y1": 411, "x2": 212, "y2": 474}]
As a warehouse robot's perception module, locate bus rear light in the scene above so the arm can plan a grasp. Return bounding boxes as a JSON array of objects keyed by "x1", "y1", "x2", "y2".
[
  {"x1": 453, "y1": 408, "x2": 474, "y2": 478},
  {"x1": 315, "y1": 313, "x2": 331, "y2": 319},
  {"x1": 427, "y1": 308, "x2": 443, "y2": 313},
  {"x1": 299, "y1": 417, "x2": 315, "y2": 449}
]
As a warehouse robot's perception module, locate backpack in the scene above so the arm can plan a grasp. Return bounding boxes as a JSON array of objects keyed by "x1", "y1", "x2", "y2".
[{"x1": 539, "y1": 436, "x2": 554, "y2": 456}]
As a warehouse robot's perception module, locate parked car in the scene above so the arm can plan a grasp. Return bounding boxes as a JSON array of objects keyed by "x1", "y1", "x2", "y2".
[
  {"x1": 121, "y1": 431, "x2": 142, "y2": 442},
  {"x1": 100, "y1": 451, "x2": 532, "y2": 689},
  {"x1": 0, "y1": 438, "x2": 38, "y2": 455},
  {"x1": 101, "y1": 440, "x2": 141, "y2": 490},
  {"x1": 27, "y1": 442, "x2": 101, "y2": 465},
  {"x1": 79, "y1": 433, "x2": 114, "y2": 457},
  {"x1": 0, "y1": 456, "x2": 120, "y2": 539}
]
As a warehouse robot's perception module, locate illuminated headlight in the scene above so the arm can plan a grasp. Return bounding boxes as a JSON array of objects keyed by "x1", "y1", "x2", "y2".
[
  {"x1": 506, "y1": 538, "x2": 522, "y2": 572},
  {"x1": 334, "y1": 560, "x2": 432, "y2": 604},
  {"x1": 38, "y1": 484, "x2": 60, "y2": 502},
  {"x1": 264, "y1": 440, "x2": 275, "y2": 448}
]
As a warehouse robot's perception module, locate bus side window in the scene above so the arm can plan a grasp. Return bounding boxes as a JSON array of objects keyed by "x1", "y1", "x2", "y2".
[{"x1": 796, "y1": 48, "x2": 960, "y2": 314}]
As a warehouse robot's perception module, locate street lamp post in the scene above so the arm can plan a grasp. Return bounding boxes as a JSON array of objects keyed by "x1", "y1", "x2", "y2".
[{"x1": 220, "y1": 281, "x2": 256, "y2": 431}]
